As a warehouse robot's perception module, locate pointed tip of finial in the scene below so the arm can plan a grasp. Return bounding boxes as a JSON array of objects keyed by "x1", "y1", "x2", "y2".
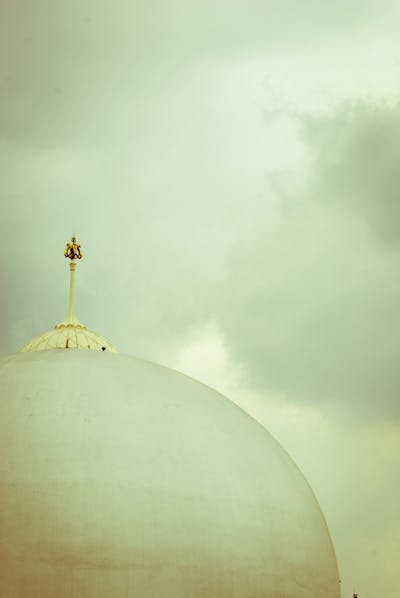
[{"x1": 64, "y1": 234, "x2": 83, "y2": 260}]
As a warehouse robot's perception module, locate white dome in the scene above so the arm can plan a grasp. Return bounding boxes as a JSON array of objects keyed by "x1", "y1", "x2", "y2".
[
  {"x1": 20, "y1": 324, "x2": 117, "y2": 353},
  {"x1": 0, "y1": 350, "x2": 340, "y2": 598}
]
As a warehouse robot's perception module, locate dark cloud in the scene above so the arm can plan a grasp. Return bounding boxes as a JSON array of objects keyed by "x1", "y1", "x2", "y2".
[
  {"x1": 215, "y1": 101, "x2": 400, "y2": 419},
  {"x1": 303, "y1": 101, "x2": 400, "y2": 244}
]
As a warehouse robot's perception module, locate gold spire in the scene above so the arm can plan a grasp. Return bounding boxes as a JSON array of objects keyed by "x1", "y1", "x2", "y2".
[
  {"x1": 56, "y1": 235, "x2": 85, "y2": 329},
  {"x1": 19, "y1": 234, "x2": 117, "y2": 352}
]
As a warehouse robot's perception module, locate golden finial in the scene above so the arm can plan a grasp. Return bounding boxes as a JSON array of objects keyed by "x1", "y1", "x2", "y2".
[
  {"x1": 19, "y1": 233, "x2": 117, "y2": 352},
  {"x1": 64, "y1": 234, "x2": 83, "y2": 260}
]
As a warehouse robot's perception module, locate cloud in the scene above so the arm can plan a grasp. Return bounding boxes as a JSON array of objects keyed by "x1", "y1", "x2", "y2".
[
  {"x1": 303, "y1": 101, "x2": 400, "y2": 244},
  {"x1": 212, "y1": 100, "x2": 400, "y2": 419}
]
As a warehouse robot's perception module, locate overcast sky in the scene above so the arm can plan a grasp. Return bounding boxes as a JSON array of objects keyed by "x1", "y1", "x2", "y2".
[{"x1": 2, "y1": 2, "x2": 400, "y2": 596}]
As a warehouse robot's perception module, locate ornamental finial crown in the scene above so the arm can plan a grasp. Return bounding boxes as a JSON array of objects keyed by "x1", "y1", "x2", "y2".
[{"x1": 64, "y1": 234, "x2": 83, "y2": 260}]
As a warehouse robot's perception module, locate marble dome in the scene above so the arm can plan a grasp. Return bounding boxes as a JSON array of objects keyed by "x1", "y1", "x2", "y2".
[
  {"x1": 0, "y1": 236, "x2": 340, "y2": 597},
  {"x1": 0, "y1": 349, "x2": 340, "y2": 597}
]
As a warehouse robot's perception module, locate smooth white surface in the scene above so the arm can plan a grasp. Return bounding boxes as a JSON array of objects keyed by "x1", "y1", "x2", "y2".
[{"x1": 0, "y1": 350, "x2": 340, "y2": 597}]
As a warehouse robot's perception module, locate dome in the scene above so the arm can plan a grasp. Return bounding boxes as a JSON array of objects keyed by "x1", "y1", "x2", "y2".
[
  {"x1": 20, "y1": 323, "x2": 117, "y2": 353},
  {"x1": 20, "y1": 236, "x2": 117, "y2": 353},
  {"x1": 0, "y1": 349, "x2": 340, "y2": 598}
]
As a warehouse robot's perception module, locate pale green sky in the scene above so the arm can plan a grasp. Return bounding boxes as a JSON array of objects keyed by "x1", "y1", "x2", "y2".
[{"x1": 2, "y1": 2, "x2": 400, "y2": 596}]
